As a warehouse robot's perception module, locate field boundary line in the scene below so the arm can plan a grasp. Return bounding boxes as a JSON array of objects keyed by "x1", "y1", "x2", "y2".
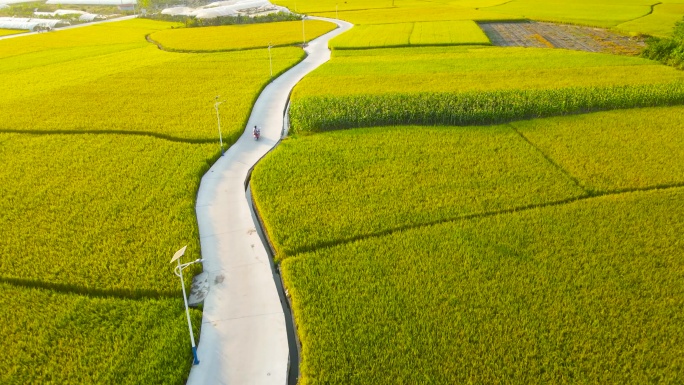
[
  {"x1": 0, "y1": 129, "x2": 218, "y2": 144},
  {"x1": 508, "y1": 123, "x2": 590, "y2": 194},
  {"x1": 0, "y1": 276, "x2": 177, "y2": 300},
  {"x1": 284, "y1": 184, "x2": 684, "y2": 257},
  {"x1": 617, "y1": 2, "x2": 662, "y2": 27},
  {"x1": 145, "y1": 33, "x2": 310, "y2": 54}
]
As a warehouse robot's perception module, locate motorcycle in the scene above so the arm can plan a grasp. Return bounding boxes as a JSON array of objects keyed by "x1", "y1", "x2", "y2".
[{"x1": 253, "y1": 127, "x2": 261, "y2": 141}]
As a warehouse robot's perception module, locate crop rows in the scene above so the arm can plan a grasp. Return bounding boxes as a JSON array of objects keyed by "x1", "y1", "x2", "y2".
[
  {"x1": 253, "y1": 124, "x2": 585, "y2": 256},
  {"x1": 513, "y1": 106, "x2": 684, "y2": 193},
  {"x1": 1, "y1": 17, "x2": 309, "y2": 381},
  {"x1": 295, "y1": 46, "x2": 684, "y2": 98},
  {"x1": 0, "y1": 44, "x2": 304, "y2": 141},
  {"x1": 290, "y1": 82, "x2": 684, "y2": 132},
  {"x1": 283, "y1": 187, "x2": 684, "y2": 384},
  {"x1": 149, "y1": 20, "x2": 337, "y2": 52},
  {"x1": 0, "y1": 133, "x2": 217, "y2": 295},
  {"x1": 330, "y1": 20, "x2": 490, "y2": 49},
  {"x1": 1, "y1": 283, "x2": 201, "y2": 384}
]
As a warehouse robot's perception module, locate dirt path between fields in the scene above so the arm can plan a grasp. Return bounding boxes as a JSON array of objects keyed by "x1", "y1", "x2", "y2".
[{"x1": 480, "y1": 21, "x2": 646, "y2": 55}]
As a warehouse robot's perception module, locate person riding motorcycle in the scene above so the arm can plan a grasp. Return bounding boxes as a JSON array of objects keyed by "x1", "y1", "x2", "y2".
[{"x1": 253, "y1": 125, "x2": 261, "y2": 140}]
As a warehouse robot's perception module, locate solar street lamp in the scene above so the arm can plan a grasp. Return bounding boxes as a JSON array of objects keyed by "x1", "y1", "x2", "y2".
[
  {"x1": 268, "y1": 42, "x2": 273, "y2": 77},
  {"x1": 214, "y1": 96, "x2": 225, "y2": 156},
  {"x1": 302, "y1": 16, "x2": 306, "y2": 46},
  {"x1": 170, "y1": 245, "x2": 204, "y2": 366}
]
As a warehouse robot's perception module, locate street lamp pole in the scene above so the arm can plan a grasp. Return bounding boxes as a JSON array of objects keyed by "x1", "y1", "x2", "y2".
[
  {"x1": 268, "y1": 42, "x2": 273, "y2": 77},
  {"x1": 171, "y1": 245, "x2": 204, "y2": 366},
  {"x1": 214, "y1": 96, "x2": 224, "y2": 156},
  {"x1": 302, "y1": 16, "x2": 306, "y2": 46}
]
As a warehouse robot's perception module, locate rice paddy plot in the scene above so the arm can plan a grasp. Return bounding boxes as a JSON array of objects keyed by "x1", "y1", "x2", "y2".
[
  {"x1": 251, "y1": 125, "x2": 585, "y2": 257},
  {"x1": 617, "y1": 3, "x2": 684, "y2": 37},
  {"x1": 410, "y1": 20, "x2": 490, "y2": 45},
  {"x1": 330, "y1": 20, "x2": 490, "y2": 49},
  {"x1": 513, "y1": 106, "x2": 684, "y2": 193},
  {"x1": 149, "y1": 20, "x2": 337, "y2": 52},
  {"x1": 483, "y1": 0, "x2": 653, "y2": 28},
  {"x1": 1, "y1": 284, "x2": 201, "y2": 384},
  {"x1": 0, "y1": 133, "x2": 216, "y2": 295},
  {"x1": 296, "y1": 46, "x2": 684, "y2": 97},
  {"x1": 0, "y1": 43, "x2": 304, "y2": 140},
  {"x1": 272, "y1": 0, "x2": 417, "y2": 13},
  {"x1": 283, "y1": 187, "x2": 684, "y2": 384},
  {"x1": 330, "y1": 23, "x2": 413, "y2": 49},
  {"x1": 312, "y1": 4, "x2": 517, "y2": 25},
  {"x1": 0, "y1": 29, "x2": 25, "y2": 36},
  {"x1": 0, "y1": 18, "x2": 180, "y2": 59}
]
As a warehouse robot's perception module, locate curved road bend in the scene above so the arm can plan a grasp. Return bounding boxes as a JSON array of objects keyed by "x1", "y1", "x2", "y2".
[{"x1": 188, "y1": 17, "x2": 352, "y2": 385}]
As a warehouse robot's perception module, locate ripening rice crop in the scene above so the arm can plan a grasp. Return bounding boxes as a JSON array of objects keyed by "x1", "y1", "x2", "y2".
[
  {"x1": 0, "y1": 29, "x2": 25, "y2": 37},
  {"x1": 291, "y1": 83, "x2": 684, "y2": 132},
  {"x1": 330, "y1": 20, "x2": 490, "y2": 49},
  {"x1": 616, "y1": 3, "x2": 684, "y2": 37},
  {"x1": 483, "y1": 0, "x2": 653, "y2": 28},
  {"x1": 297, "y1": 46, "x2": 684, "y2": 96},
  {"x1": 148, "y1": 20, "x2": 337, "y2": 52},
  {"x1": 312, "y1": 4, "x2": 517, "y2": 24},
  {"x1": 513, "y1": 106, "x2": 684, "y2": 193},
  {"x1": 0, "y1": 18, "x2": 180, "y2": 60},
  {"x1": 0, "y1": 133, "x2": 216, "y2": 295},
  {"x1": 330, "y1": 23, "x2": 413, "y2": 49},
  {"x1": 0, "y1": 43, "x2": 304, "y2": 141},
  {"x1": 290, "y1": 46, "x2": 684, "y2": 131},
  {"x1": 409, "y1": 20, "x2": 490, "y2": 45},
  {"x1": 272, "y1": 0, "x2": 414, "y2": 13},
  {"x1": 252, "y1": 125, "x2": 586, "y2": 256},
  {"x1": 1, "y1": 284, "x2": 201, "y2": 384},
  {"x1": 283, "y1": 187, "x2": 684, "y2": 384},
  {"x1": 0, "y1": 17, "x2": 304, "y2": 382}
]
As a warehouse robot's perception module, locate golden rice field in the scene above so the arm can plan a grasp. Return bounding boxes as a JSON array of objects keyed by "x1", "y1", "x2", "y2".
[
  {"x1": 289, "y1": 46, "x2": 684, "y2": 131},
  {"x1": 0, "y1": 21, "x2": 304, "y2": 141},
  {"x1": 283, "y1": 187, "x2": 684, "y2": 384},
  {"x1": 0, "y1": 29, "x2": 25, "y2": 36},
  {"x1": 616, "y1": 3, "x2": 684, "y2": 37},
  {"x1": 252, "y1": 107, "x2": 684, "y2": 383},
  {"x1": 275, "y1": 0, "x2": 684, "y2": 36},
  {"x1": 330, "y1": 20, "x2": 490, "y2": 49},
  {"x1": 0, "y1": 17, "x2": 306, "y2": 382},
  {"x1": 149, "y1": 19, "x2": 337, "y2": 52}
]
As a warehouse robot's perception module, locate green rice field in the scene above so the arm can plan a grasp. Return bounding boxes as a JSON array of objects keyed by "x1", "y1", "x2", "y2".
[
  {"x1": 330, "y1": 20, "x2": 490, "y2": 49},
  {"x1": 290, "y1": 46, "x2": 684, "y2": 131}
]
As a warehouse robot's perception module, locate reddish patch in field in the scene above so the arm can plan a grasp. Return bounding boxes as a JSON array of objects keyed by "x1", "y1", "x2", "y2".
[{"x1": 479, "y1": 21, "x2": 645, "y2": 55}]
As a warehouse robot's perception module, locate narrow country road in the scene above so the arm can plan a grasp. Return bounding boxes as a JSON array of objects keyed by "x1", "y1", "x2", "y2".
[{"x1": 188, "y1": 17, "x2": 353, "y2": 385}]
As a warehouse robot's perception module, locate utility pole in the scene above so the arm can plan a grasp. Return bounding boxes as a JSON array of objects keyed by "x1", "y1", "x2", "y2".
[
  {"x1": 268, "y1": 42, "x2": 273, "y2": 77},
  {"x1": 214, "y1": 96, "x2": 224, "y2": 156}
]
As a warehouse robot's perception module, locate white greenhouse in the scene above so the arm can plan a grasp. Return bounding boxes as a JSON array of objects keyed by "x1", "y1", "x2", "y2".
[{"x1": 0, "y1": 17, "x2": 69, "y2": 31}]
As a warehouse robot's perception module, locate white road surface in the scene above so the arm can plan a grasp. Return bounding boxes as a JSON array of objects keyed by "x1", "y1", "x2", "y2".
[{"x1": 188, "y1": 17, "x2": 353, "y2": 385}]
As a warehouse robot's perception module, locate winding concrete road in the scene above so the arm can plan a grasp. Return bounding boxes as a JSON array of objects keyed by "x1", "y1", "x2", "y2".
[{"x1": 188, "y1": 17, "x2": 352, "y2": 385}]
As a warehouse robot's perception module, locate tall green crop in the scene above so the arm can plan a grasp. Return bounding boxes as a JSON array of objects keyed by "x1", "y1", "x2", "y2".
[{"x1": 290, "y1": 83, "x2": 684, "y2": 132}]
